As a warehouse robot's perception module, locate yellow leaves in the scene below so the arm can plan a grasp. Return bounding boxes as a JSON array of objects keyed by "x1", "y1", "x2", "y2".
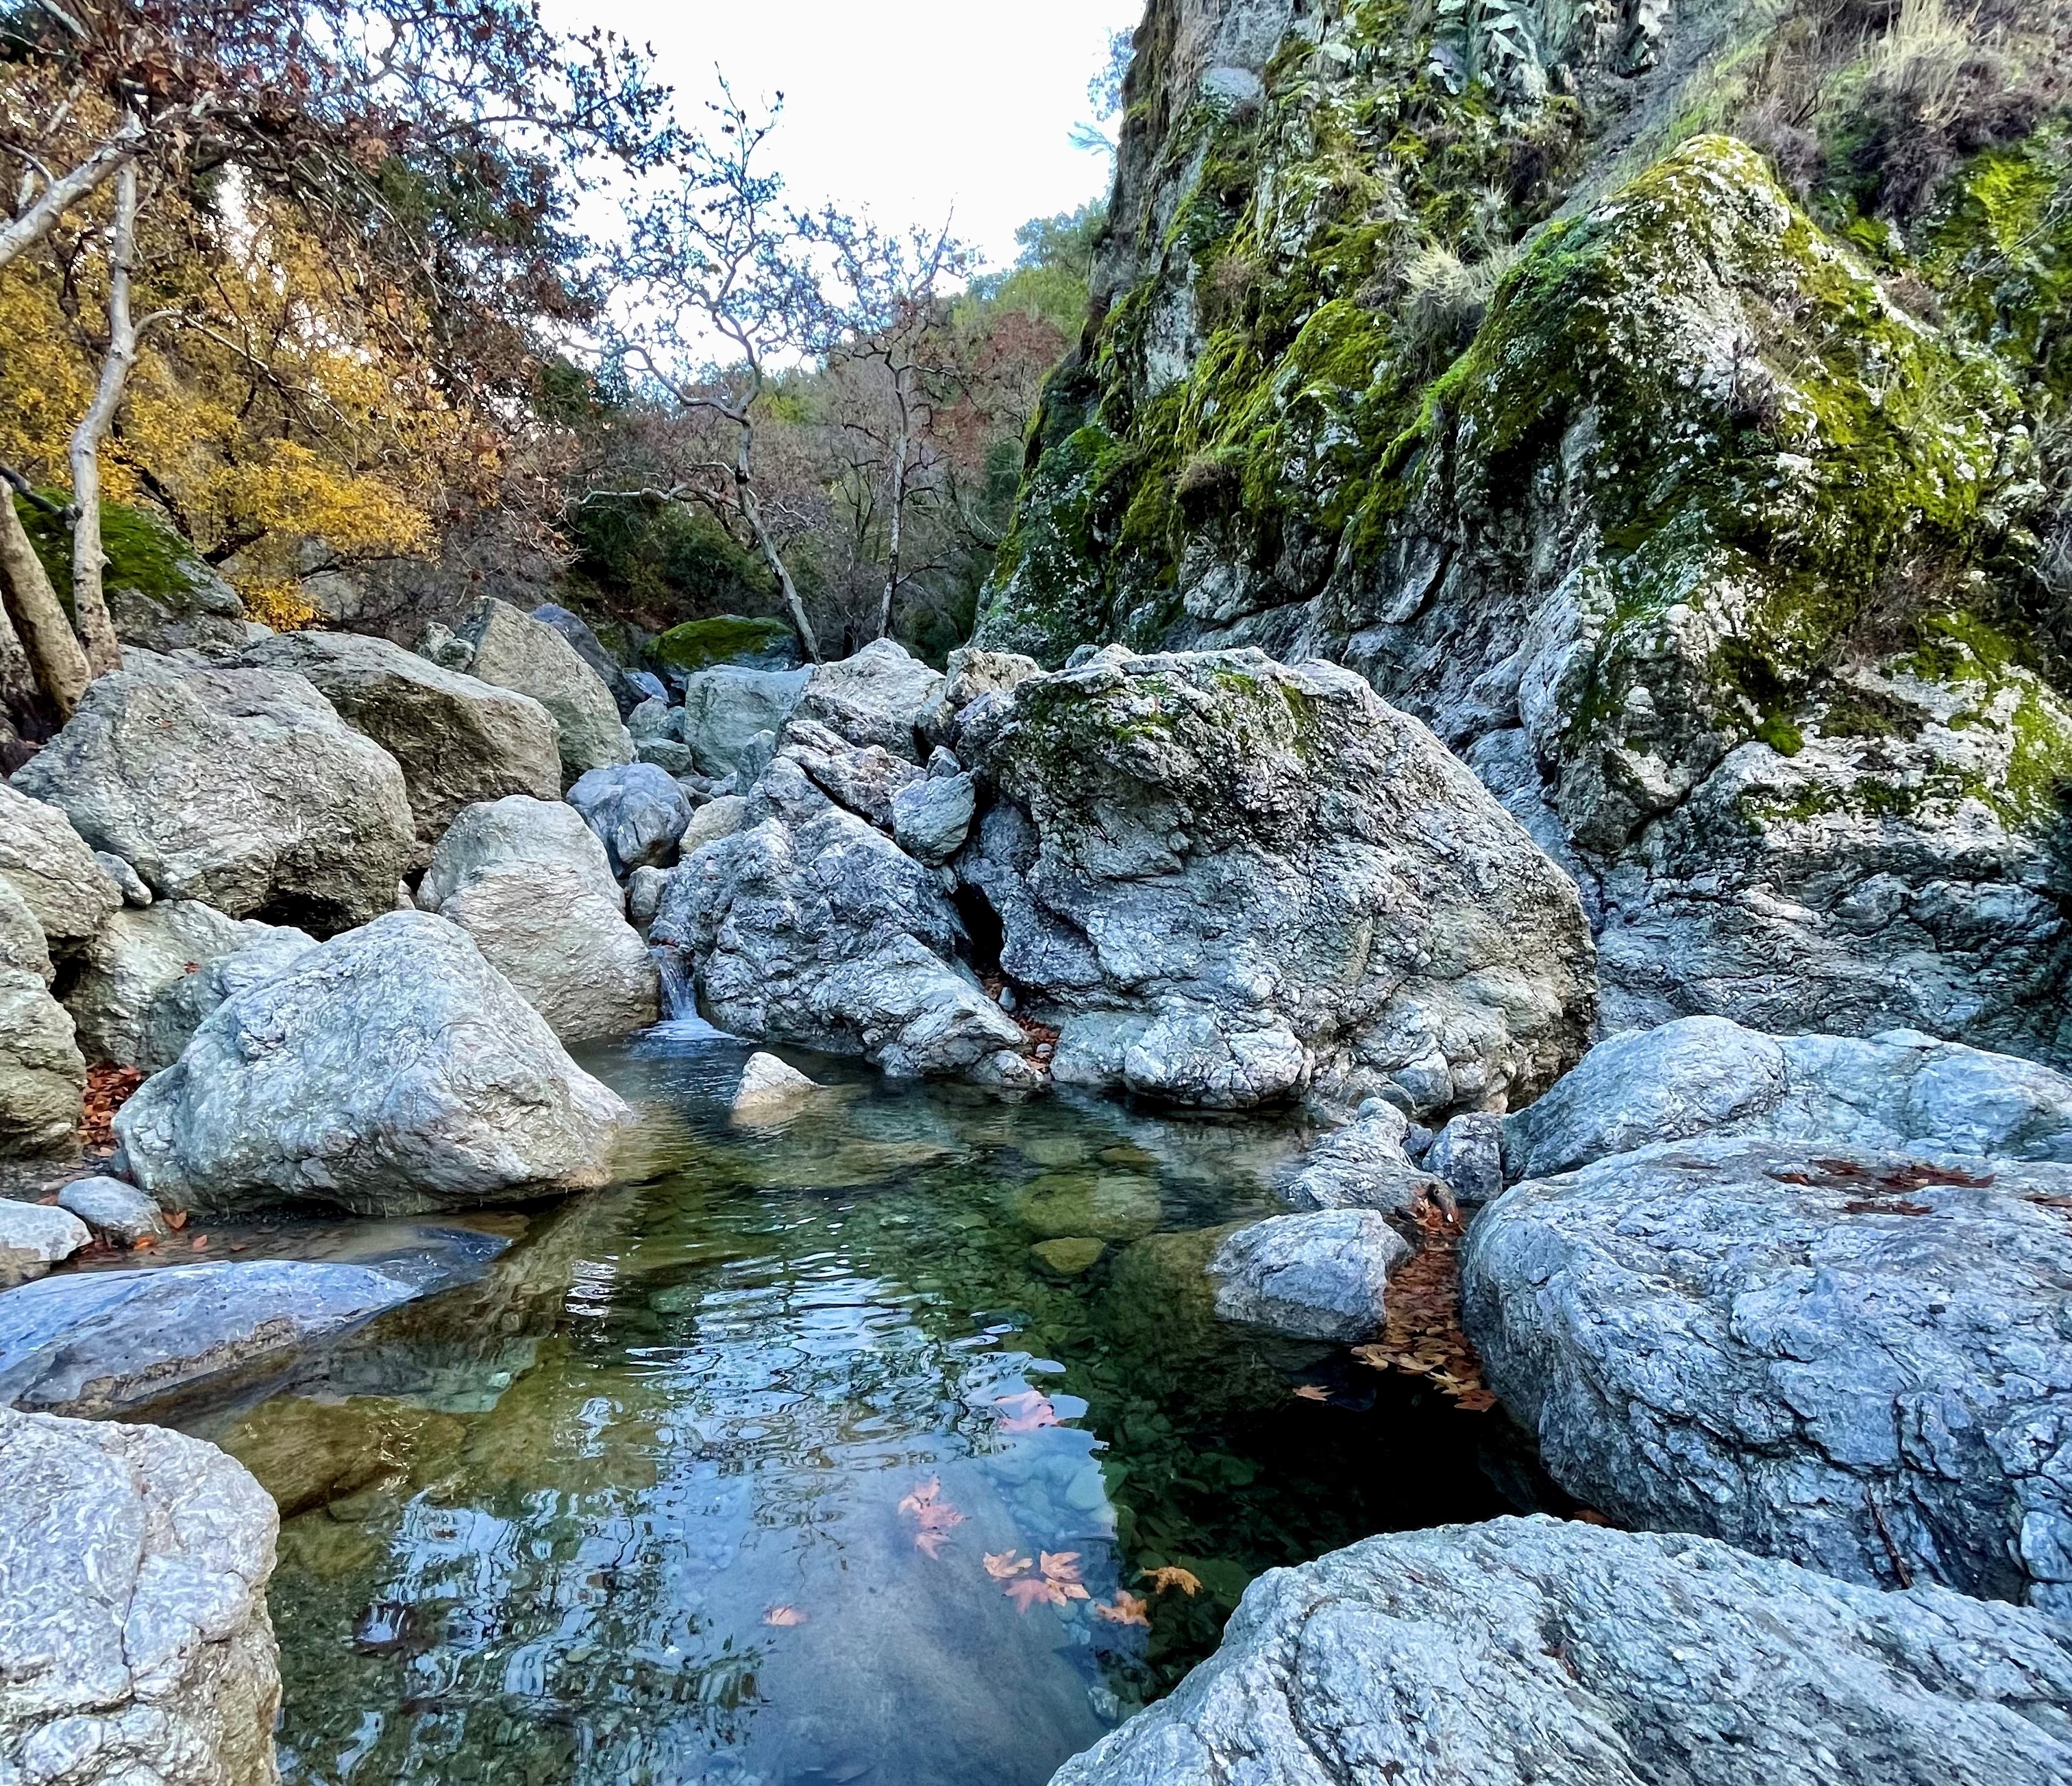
[
  {"x1": 240, "y1": 579, "x2": 321, "y2": 634},
  {"x1": 1092, "y1": 1589, "x2": 1151, "y2": 1627},
  {"x1": 1140, "y1": 1565, "x2": 1203, "y2": 1598},
  {"x1": 214, "y1": 441, "x2": 430, "y2": 558}
]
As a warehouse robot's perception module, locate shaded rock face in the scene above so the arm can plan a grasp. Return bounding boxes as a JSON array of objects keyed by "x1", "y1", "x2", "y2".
[
  {"x1": 456, "y1": 598, "x2": 633, "y2": 783},
  {"x1": 652, "y1": 761, "x2": 1033, "y2": 1085},
  {"x1": 242, "y1": 630, "x2": 560, "y2": 858},
  {"x1": 0, "y1": 781, "x2": 119, "y2": 957},
  {"x1": 979, "y1": 0, "x2": 2072, "y2": 1071},
  {"x1": 0, "y1": 971, "x2": 84, "y2": 1154},
  {"x1": 115, "y1": 911, "x2": 633, "y2": 1216},
  {"x1": 107, "y1": 550, "x2": 249, "y2": 659},
  {"x1": 12, "y1": 659, "x2": 414, "y2": 933},
  {"x1": 960, "y1": 648, "x2": 1596, "y2": 1114},
  {"x1": 1505, "y1": 1016, "x2": 2072, "y2": 1182},
  {"x1": 1049, "y1": 1516, "x2": 2072, "y2": 1786},
  {"x1": 530, "y1": 602, "x2": 641, "y2": 715},
  {"x1": 0, "y1": 1409, "x2": 280, "y2": 1786},
  {"x1": 1462, "y1": 1138, "x2": 2072, "y2": 1613}
]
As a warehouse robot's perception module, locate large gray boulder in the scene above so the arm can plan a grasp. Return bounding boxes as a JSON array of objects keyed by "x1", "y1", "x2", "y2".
[
  {"x1": 0, "y1": 970, "x2": 85, "y2": 1153},
  {"x1": 1506, "y1": 1016, "x2": 2072, "y2": 1182},
  {"x1": 64, "y1": 900, "x2": 313, "y2": 1071},
  {"x1": 961, "y1": 648, "x2": 1597, "y2": 1113},
  {"x1": 778, "y1": 718, "x2": 922, "y2": 828},
  {"x1": 241, "y1": 629, "x2": 560, "y2": 856},
  {"x1": 0, "y1": 1197, "x2": 89, "y2": 1289},
  {"x1": 0, "y1": 781, "x2": 119, "y2": 957},
  {"x1": 12, "y1": 659, "x2": 414, "y2": 933},
  {"x1": 456, "y1": 599, "x2": 632, "y2": 783},
  {"x1": 1208, "y1": 1208, "x2": 1406, "y2": 1341},
  {"x1": 651, "y1": 760, "x2": 1033, "y2": 1085},
  {"x1": 115, "y1": 911, "x2": 633, "y2": 1216},
  {"x1": 566, "y1": 762, "x2": 693, "y2": 875},
  {"x1": 0, "y1": 1408, "x2": 280, "y2": 1786},
  {"x1": 789, "y1": 637, "x2": 946, "y2": 761},
  {"x1": 1048, "y1": 1517, "x2": 2072, "y2": 1786},
  {"x1": 678, "y1": 664, "x2": 810, "y2": 778},
  {"x1": 417, "y1": 797, "x2": 657, "y2": 1042},
  {"x1": 1464, "y1": 1137, "x2": 2072, "y2": 1613}
]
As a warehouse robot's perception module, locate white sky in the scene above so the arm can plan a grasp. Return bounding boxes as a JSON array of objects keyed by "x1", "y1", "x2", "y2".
[{"x1": 544, "y1": 0, "x2": 1147, "y2": 270}]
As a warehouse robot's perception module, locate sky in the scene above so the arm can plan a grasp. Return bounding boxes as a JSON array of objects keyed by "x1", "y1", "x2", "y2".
[{"x1": 543, "y1": 0, "x2": 1148, "y2": 271}]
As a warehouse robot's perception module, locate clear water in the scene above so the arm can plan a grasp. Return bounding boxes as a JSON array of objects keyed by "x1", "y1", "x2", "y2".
[{"x1": 178, "y1": 1029, "x2": 1531, "y2": 1786}]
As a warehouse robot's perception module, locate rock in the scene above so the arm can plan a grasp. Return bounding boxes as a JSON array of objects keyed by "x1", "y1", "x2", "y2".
[
  {"x1": 217, "y1": 1393, "x2": 467, "y2": 1519},
  {"x1": 652, "y1": 760, "x2": 1032, "y2": 1084},
  {"x1": 627, "y1": 668, "x2": 669, "y2": 704},
  {"x1": 415, "y1": 620, "x2": 474, "y2": 673},
  {"x1": 0, "y1": 1408, "x2": 280, "y2": 1786},
  {"x1": 789, "y1": 638, "x2": 946, "y2": 760},
  {"x1": 93, "y1": 849, "x2": 151, "y2": 907},
  {"x1": 1505, "y1": 1016, "x2": 2072, "y2": 1183},
  {"x1": 1031, "y1": 1236, "x2": 1107, "y2": 1276},
  {"x1": 628, "y1": 696, "x2": 682, "y2": 741},
  {"x1": 1463, "y1": 1137, "x2": 2072, "y2": 1611},
  {"x1": 0, "y1": 879, "x2": 49, "y2": 982},
  {"x1": 1284, "y1": 1104, "x2": 1449, "y2": 1224},
  {"x1": 734, "y1": 727, "x2": 779, "y2": 787},
  {"x1": 0, "y1": 1197, "x2": 89, "y2": 1288},
  {"x1": 64, "y1": 900, "x2": 314, "y2": 1071},
  {"x1": 415, "y1": 792, "x2": 617, "y2": 912},
  {"x1": 678, "y1": 665, "x2": 810, "y2": 777},
  {"x1": 0, "y1": 971, "x2": 85, "y2": 1155},
  {"x1": 1015, "y1": 1172, "x2": 1162, "y2": 1240},
  {"x1": 56, "y1": 1175, "x2": 167, "y2": 1246},
  {"x1": 0, "y1": 781, "x2": 119, "y2": 956},
  {"x1": 680, "y1": 794, "x2": 748, "y2": 856},
  {"x1": 652, "y1": 614, "x2": 801, "y2": 678},
  {"x1": 102, "y1": 537, "x2": 251, "y2": 659},
  {"x1": 1426, "y1": 1110, "x2": 1505, "y2": 1206},
  {"x1": 891, "y1": 772, "x2": 977, "y2": 865},
  {"x1": 12, "y1": 659, "x2": 415, "y2": 933},
  {"x1": 455, "y1": 598, "x2": 633, "y2": 783},
  {"x1": 115, "y1": 911, "x2": 634, "y2": 1215},
  {"x1": 529, "y1": 602, "x2": 640, "y2": 715},
  {"x1": 1207, "y1": 1208, "x2": 1406, "y2": 1341},
  {"x1": 932, "y1": 646, "x2": 1043, "y2": 738},
  {"x1": 136, "y1": 929, "x2": 318, "y2": 1075},
  {"x1": 730, "y1": 1051, "x2": 822, "y2": 1118},
  {"x1": 962, "y1": 648, "x2": 1596, "y2": 1114},
  {"x1": 566, "y1": 761, "x2": 693, "y2": 875},
  {"x1": 241, "y1": 629, "x2": 560, "y2": 856},
  {"x1": 778, "y1": 718, "x2": 922, "y2": 827},
  {"x1": 635, "y1": 736, "x2": 694, "y2": 774},
  {"x1": 1049, "y1": 1516, "x2": 2072, "y2": 1786},
  {"x1": 626, "y1": 864, "x2": 669, "y2": 929}
]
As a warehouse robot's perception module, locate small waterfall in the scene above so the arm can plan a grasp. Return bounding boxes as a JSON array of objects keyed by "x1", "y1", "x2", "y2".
[{"x1": 648, "y1": 944, "x2": 734, "y2": 1044}]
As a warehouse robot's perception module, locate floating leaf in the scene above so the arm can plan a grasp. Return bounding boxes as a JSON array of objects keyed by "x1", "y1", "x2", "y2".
[
  {"x1": 898, "y1": 1475, "x2": 966, "y2": 1558},
  {"x1": 984, "y1": 1550, "x2": 1033, "y2": 1580},
  {"x1": 1141, "y1": 1565, "x2": 1202, "y2": 1598},
  {"x1": 995, "y1": 1389, "x2": 1061, "y2": 1434},
  {"x1": 762, "y1": 1604, "x2": 808, "y2": 1627},
  {"x1": 1291, "y1": 1384, "x2": 1331, "y2": 1402},
  {"x1": 1093, "y1": 1589, "x2": 1151, "y2": 1627},
  {"x1": 1039, "y1": 1552, "x2": 1088, "y2": 1598}
]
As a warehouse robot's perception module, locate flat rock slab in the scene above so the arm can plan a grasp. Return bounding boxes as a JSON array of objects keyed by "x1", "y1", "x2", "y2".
[
  {"x1": 1049, "y1": 1516, "x2": 2072, "y2": 1785},
  {"x1": 0, "y1": 1407, "x2": 280, "y2": 1786},
  {"x1": 1463, "y1": 1136, "x2": 2072, "y2": 1613}
]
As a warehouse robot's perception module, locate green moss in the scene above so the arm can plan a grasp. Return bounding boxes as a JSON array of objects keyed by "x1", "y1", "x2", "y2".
[
  {"x1": 1752, "y1": 713, "x2": 1805, "y2": 756},
  {"x1": 652, "y1": 615, "x2": 800, "y2": 674},
  {"x1": 19, "y1": 497, "x2": 201, "y2": 603}
]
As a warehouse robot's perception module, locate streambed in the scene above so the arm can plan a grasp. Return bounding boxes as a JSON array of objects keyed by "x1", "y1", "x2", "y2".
[{"x1": 175, "y1": 1023, "x2": 1534, "y2": 1786}]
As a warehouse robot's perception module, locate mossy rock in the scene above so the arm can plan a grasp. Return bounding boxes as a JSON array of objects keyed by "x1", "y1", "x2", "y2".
[
  {"x1": 1030, "y1": 1236, "x2": 1109, "y2": 1276},
  {"x1": 652, "y1": 615, "x2": 801, "y2": 676},
  {"x1": 1013, "y1": 1171, "x2": 1163, "y2": 1240},
  {"x1": 17, "y1": 496, "x2": 206, "y2": 603},
  {"x1": 218, "y1": 1395, "x2": 466, "y2": 1519}
]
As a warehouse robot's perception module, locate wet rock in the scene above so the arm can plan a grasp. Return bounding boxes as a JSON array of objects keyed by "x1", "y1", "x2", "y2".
[
  {"x1": 1463, "y1": 1137, "x2": 2072, "y2": 1612},
  {"x1": 0, "y1": 1408, "x2": 280, "y2": 1786},
  {"x1": 116, "y1": 912, "x2": 633, "y2": 1216},
  {"x1": 12, "y1": 659, "x2": 414, "y2": 933},
  {"x1": 962, "y1": 649, "x2": 1595, "y2": 1114},
  {"x1": 779, "y1": 718, "x2": 922, "y2": 827},
  {"x1": 0, "y1": 781, "x2": 119, "y2": 957},
  {"x1": 891, "y1": 771, "x2": 978, "y2": 865},
  {"x1": 1014, "y1": 1172, "x2": 1162, "y2": 1241},
  {"x1": 217, "y1": 1393, "x2": 467, "y2": 1518},
  {"x1": 567, "y1": 761, "x2": 693, "y2": 875},
  {"x1": 1031, "y1": 1236, "x2": 1107, "y2": 1276},
  {"x1": 56, "y1": 1175, "x2": 167, "y2": 1246},
  {"x1": 243, "y1": 629, "x2": 560, "y2": 856},
  {"x1": 730, "y1": 1051, "x2": 822, "y2": 1118},
  {"x1": 93, "y1": 848, "x2": 151, "y2": 906},
  {"x1": 1208, "y1": 1208, "x2": 1405, "y2": 1341},
  {"x1": 1505, "y1": 1016, "x2": 2072, "y2": 1183},
  {"x1": 789, "y1": 638, "x2": 946, "y2": 761},
  {"x1": 679, "y1": 665, "x2": 810, "y2": 777},
  {"x1": 456, "y1": 598, "x2": 632, "y2": 783},
  {"x1": 0, "y1": 972, "x2": 85, "y2": 1155},
  {"x1": 1284, "y1": 1104, "x2": 1448, "y2": 1223},
  {"x1": 1426, "y1": 1110, "x2": 1505, "y2": 1206},
  {"x1": 1050, "y1": 1515, "x2": 2072, "y2": 1786},
  {"x1": 0, "y1": 1197, "x2": 89, "y2": 1288}
]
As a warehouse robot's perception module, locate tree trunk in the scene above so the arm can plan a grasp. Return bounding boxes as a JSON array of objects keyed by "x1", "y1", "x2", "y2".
[
  {"x1": 67, "y1": 156, "x2": 141, "y2": 678},
  {"x1": 876, "y1": 370, "x2": 912, "y2": 644},
  {"x1": 0, "y1": 489, "x2": 88, "y2": 718},
  {"x1": 734, "y1": 419, "x2": 822, "y2": 664},
  {"x1": 0, "y1": 579, "x2": 52, "y2": 739},
  {"x1": 0, "y1": 125, "x2": 138, "y2": 276}
]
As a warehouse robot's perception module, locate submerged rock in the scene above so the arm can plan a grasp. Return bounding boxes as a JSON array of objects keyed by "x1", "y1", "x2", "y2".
[
  {"x1": 1464, "y1": 1137, "x2": 2072, "y2": 1613},
  {"x1": 116, "y1": 911, "x2": 633, "y2": 1216},
  {"x1": 1049, "y1": 1516, "x2": 2072, "y2": 1786},
  {"x1": 0, "y1": 1197, "x2": 89, "y2": 1288},
  {"x1": 1208, "y1": 1208, "x2": 1405, "y2": 1341},
  {"x1": 0, "y1": 1408, "x2": 280, "y2": 1786},
  {"x1": 962, "y1": 648, "x2": 1595, "y2": 1113},
  {"x1": 456, "y1": 598, "x2": 632, "y2": 783},
  {"x1": 217, "y1": 1393, "x2": 469, "y2": 1519}
]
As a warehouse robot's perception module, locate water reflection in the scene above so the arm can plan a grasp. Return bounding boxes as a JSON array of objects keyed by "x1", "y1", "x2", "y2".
[{"x1": 184, "y1": 1031, "x2": 1529, "y2": 1786}]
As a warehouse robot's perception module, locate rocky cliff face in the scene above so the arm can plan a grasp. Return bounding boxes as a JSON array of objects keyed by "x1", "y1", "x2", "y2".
[{"x1": 977, "y1": 0, "x2": 2072, "y2": 1066}]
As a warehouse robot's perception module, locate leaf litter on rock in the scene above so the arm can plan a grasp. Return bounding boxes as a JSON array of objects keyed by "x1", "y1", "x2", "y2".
[{"x1": 1351, "y1": 1203, "x2": 1497, "y2": 1412}]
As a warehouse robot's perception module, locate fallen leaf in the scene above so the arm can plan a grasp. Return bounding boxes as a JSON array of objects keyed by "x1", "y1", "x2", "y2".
[
  {"x1": 984, "y1": 1550, "x2": 1033, "y2": 1580},
  {"x1": 898, "y1": 1475, "x2": 966, "y2": 1558},
  {"x1": 897, "y1": 1476, "x2": 945, "y2": 1519},
  {"x1": 166, "y1": 1210, "x2": 188, "y2": 1231},
  {"x1": 1092, "y1": 1589, "x2": 1151, "y2": 1627},
  {"x1": 1141, "y1": 1565, "x2": 1202, "y2": 1598},
  {"x1": 995, "y1": 1389, "x2": 1061, "y2": 1434},
  {"x1": 762, "y1": 1604, "x2": 808, "y2": 1627},
  {"x1": 190, "y1": 1236, "x2": 209, "y2": 1252},
  {"x1": 1291, "y1": 1384, "x2": 1331, "y2": 1402},
  {"x1": 1039, "y1": 1552, "x2": 1088, "y2": 1598},
  {"x1": 1004, "y1": 1574, "x2": 1072, "y2": 1613},
  {"x1": 132, "y1": 1235, "x2": 156, "y2": 1251}
]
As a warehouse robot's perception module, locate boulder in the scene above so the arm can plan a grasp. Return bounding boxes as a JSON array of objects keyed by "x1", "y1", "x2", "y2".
[
  {"x1": 789, "y1": 637, "x2": 946, "y2": 760},
  {"x1": 1463, "y1": 1137, "x2": 2072, "y2": 1613},
  {"x1": 0, "y1": 1408, "x2": 280, "y2": 1786},
  {"x1": 64, "y1": 900, "x2": 313, "y2": 1071},
  {"x1": 0, "y1": 970, "x2": 86, "y2": 1154},
  {"x1": 635, "y1": 737, "x2": 693, "y2": 775},
  {"x1": 104, "y1": 543, "x2": 250, "y2": 659},
  {"x1": 415, "y1": 792, "x2": 617, "y2": 911},
  {"x1": 627, "y1": 668, "x2": 669, "y2": 705},
  {"x1": 241, "y1": 629, "x2": 560, "y2": 855},
  {"x1": 115, "y1": 911, "x2": 634, "y2": 1216},
  {"x1": 1207, "y1": 1209, "x2": 1406, "y2": 1341},
  {"x1": 680, "y1": 794, "x2": 748, "y2": 857},
  {"x1": 456, "y1": 598, "x2": 632, "y2": 782},
  {"x1": 11, "y1": 659, "x2": 414, "y2": 933},
  {"x1": 891, "y1": 771, "x2": 978, "y2": 865},
  {"x1": 56, "y1": 1175, "x2": 168, "y2": 1246},
  {"x1": 1048, "y1": 1517, "x2": 2072, "y2": 1786},
  {"x1": 138, "y1": 928, "x2": 320, "y2": 1073},
  {"x1": 931, "y1": 646, "x2": 1042, "y2": 737},
  {"x1": 0, "y1": 781, "x2": 119, "y2": 956},
  {"x1": 0, "y1": 1197, "x2": 89, "y2": 1288},
  {"x1": 628, "y1": 696, "x2": 682, "y2": 741},
  {"x1": 1283, "y1": 1103, "x2": 1449, "y2": 1224},
  {"x1": 566, "y1": 761, "x2": 693, "y2": 875},
  {"x1": 626, "y1": 864, "x2": 669, "y2": 930},
  {"x1": 1505, "y1": 1016, "x2": 2072, "y2": 1183},
  {"x1": 778, "y1": 718, "x2": 922, "y2": 828},
  {"x1": 530, "y1": 602, "x2": 641, "y2": 715},
  {"x1": 0, "y1": 878, "x2": 49, "y2": 982},
  {"x1": 730, "y1": 1051, "x2": 822, "y2": 1118},
  {"x1": 653, "y1": 615, "x2": 801, "y2": 678},
  {"x1": 962, "y1": 648, "x2": 1596, "y2": 1113},
  {"x1": 1426, "y1": 1110, "x2": 1505, "y2": 1206},
  {"x1": 678, "y1": 664, "x2": 811, "y2": 777},
  {"x1": 651, "y1": 760, "x2": 1033, "y2": 1085}
]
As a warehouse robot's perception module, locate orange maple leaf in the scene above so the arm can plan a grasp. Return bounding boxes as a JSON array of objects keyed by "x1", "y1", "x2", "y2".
[
  {"x1": 898, "y1": 1475, "x2": 967, "y2": 1558},
  {"x1": 1039, "y1": 1552, "x2": 1089, "y2": 1598},
  {"x1": 1141, "y1": 1565, "x2": 1202, "y2": 1597},
  {"x1": 1092, "y1": 1589, "x2": 1151, "y2": 1627},
  {"x1": 762, "y1": 1604, "x2": 808, "y2": 1627},
  {"x1": 994, "y1": 1390, "x2": 1061, "y2": 1434},
  {"x1": 897, "y1": 1476, "x2": 945, "y2": 1518},
  {"x1": 1004, "y1": 1574, "x2": 1070, "y2": 1613},
  {"x1": 984, "y1": 1550, "x2": 1034, "y2": 1580}
]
